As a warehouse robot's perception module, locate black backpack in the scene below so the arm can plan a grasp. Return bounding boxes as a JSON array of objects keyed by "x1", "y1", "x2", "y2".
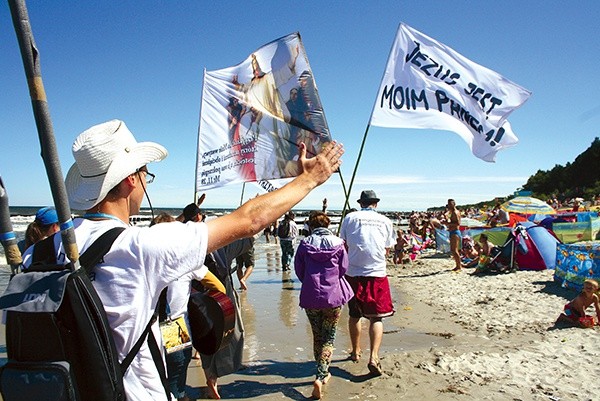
[
  {"x1": 0, "y1": 227, "x2": 170, "y2": 401},
  {"x1": 277, "y1": 220, "x2": 291, "y2": 238}
]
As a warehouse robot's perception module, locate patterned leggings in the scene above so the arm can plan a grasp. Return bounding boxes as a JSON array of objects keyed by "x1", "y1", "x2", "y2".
[{"x1": 305, "y1": 306, "x2": 342, "y2": 381}]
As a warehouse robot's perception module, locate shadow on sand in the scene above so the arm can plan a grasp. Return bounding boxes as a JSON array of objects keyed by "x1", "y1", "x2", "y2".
[
  {"x1": 394, "y1": 270, "x2": 448, "y2": 279},
  {"x1": 532, "y1": 279, "x2": 575, "y2": 301},
  {"x1": 187, "y1": 358, "x2": 377, "y2": 400}
]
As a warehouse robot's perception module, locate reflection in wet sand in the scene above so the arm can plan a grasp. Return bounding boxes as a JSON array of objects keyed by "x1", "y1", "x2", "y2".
[
  {"x1": 238, "y1": 291, "x2": 258, "y2": 362},
  {"x1": 279, "y1": 271, "x2": 298, "y2": 328},
  {"x1": 264, "y1": 249, "x2": 280, "y2": 272}
]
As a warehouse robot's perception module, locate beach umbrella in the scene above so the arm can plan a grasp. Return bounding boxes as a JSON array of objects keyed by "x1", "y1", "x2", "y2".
[{"x1": 501, "y1": 196, "x2": 556, "y2": 215}]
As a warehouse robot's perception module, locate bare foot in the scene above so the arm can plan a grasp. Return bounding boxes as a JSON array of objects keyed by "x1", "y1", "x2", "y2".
[
  {"x1": 206, "y1": 378, "x2": 221, "y2": 399},
  {"x1": 239, "y1": 278, "x2": 248, "y2": 291},
  {"x1": 349, "y1": 350, "x2": 361, "y2": 363},
  {"x1": 312, "y1": 379, "x2": 323, "y2": 399}
]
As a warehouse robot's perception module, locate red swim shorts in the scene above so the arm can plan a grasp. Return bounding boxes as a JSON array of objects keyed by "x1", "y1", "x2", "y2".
[{"x1": 346, "y1": 275, "x2": 395, "y2": 318}]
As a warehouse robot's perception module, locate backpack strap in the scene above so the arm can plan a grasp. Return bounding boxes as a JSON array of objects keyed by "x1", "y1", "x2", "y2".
[
  {"x1": 119, "y1": 311, "x2": 170, "y2": 401},
  {"x1": 147, "y1": 328, "x2": 171, "y2": 400},
  {"x1": 79, "y1": 227, "x2": 126, "y2": 272}
]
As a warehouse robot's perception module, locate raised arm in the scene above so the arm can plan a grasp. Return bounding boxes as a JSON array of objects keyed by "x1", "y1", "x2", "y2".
[{"x1": 206, "y1": 141, "x2": 343, "y2": 252}]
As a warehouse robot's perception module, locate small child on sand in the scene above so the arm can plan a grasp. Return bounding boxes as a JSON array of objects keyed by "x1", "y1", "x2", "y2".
[{"x1": 557, "y1": 279, "x2": 600, "y2": 328}]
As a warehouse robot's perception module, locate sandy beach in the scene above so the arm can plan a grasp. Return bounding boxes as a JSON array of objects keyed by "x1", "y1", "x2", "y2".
[
  {"x1": 179, "y1": 237, "x2": 600, "y2": 401},
  {"x1": 2, "y1": 236, "x2": 599, "y2": 401}
]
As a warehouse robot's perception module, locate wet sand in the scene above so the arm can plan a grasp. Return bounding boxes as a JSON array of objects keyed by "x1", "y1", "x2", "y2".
[{"x1": 182, "y1": 237, "x2": 459, "y2": 400}]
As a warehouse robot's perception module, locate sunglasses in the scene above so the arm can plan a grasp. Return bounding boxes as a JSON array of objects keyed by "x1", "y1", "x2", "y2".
[{"x1": 136, "y1": 167, "x2": 155, "y2": 184}]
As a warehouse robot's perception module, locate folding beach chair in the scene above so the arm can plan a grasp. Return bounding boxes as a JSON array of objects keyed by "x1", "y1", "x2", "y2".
[{"x1": 474, "y1": 225, "x2": 528, "y2": 275}]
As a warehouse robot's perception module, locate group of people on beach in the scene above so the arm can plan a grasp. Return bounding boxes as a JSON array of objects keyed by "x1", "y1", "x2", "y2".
[
  {"x1": 14, "y1": 117, "x2": 599, "y2": 401},
  {"x1": 12, "y1": 119, "x2": 341, "y2": 401},
  {"x1": 11, "y1": 118, "x2": 403, "y2": 401},
  {"x1": 388, "y1": 198, "x2": 600, "y2": 332}
]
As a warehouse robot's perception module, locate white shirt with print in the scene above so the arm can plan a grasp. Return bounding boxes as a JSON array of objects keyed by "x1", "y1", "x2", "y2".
[
  {"x1": 340, "y1": 208, "x2": 396, "y2": 277},
  {"x1": 22, "y1": 218, "x2": 208, "y2": 401}
]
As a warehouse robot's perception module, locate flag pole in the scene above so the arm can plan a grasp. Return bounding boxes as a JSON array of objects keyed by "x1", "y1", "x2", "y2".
[
  {"x1": 339, "y1": 124, "x2": 371, "y2": 222},
  {"x1": 337, "y1": 169, "x2": 350, "y2": 211},
  {"x1": 193, "y1": 68, "x2": 208, "y2": 205},
  {"x1": 239, "y1": 182, "x2": 246, "y2": 207},
  {"x1": 8, "y1": 0, "x2": 80, "y2": 267}
]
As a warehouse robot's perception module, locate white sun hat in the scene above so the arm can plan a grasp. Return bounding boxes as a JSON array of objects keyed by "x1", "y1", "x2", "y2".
[{"x1": 65, "y1": 119, "x2": 168, "y2": 210}]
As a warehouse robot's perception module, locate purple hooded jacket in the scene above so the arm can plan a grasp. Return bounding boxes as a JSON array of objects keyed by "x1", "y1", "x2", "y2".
[{"x1": 294, "y1": 227, "x2": 354, "y2": 309}]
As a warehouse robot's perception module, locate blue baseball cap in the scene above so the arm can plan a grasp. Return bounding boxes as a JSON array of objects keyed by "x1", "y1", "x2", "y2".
[{"x1": 35, "y1": 207, "x2": 59, "y2": 226}]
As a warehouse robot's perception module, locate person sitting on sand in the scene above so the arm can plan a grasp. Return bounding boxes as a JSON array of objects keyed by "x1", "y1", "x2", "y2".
[
  {"x1": 488, "y1": 203, "x2": 509, "y2": 227},
  {"x1": 557, "y1": 279, "x2": 600, "y2": 327},
  {"x1": 460, "y1": 236, "x2": 479, "y2": 268},
  {"x1": 473, "y1": 233, "x2": 496, "y2": 274}
]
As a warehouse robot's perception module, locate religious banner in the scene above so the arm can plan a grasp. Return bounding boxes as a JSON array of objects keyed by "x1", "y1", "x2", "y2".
[
  {"x1": 196, "y1": 32, "x2": 332, "y2": 191},
  {"x1": 370, "y1": 23, "x2": 531, "y2": 162}
]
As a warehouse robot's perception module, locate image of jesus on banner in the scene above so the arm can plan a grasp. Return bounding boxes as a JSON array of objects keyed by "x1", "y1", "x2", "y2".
[
  {"x1": 232, "y1": 48, "x2": 299, "y2": 180},
  {"x1": 197, "y1": 32, "x2": 333, "y2": 191}
]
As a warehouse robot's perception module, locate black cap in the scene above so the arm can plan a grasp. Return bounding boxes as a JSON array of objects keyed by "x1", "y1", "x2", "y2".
[
  {"x1": 182, "y1": 203, "x2": 201, "y2": 223},
  {"x1": 357, "y1": 190, "x2": 380, "y2": 204}
]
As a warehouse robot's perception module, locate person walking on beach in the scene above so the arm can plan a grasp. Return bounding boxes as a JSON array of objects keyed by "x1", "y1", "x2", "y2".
[
  {"x1": 278, "y1": 211, "x2": 299, "y2": 271},
  {"x1": 235, "y1": 237, "x2": 255, "y2": 290},
  {"x1": 444, "y1": 199, "x2": 462, "y2": 272},
  {"x1": 150, "y1": 213, "x2": 226, "y2": 401},
  {"x1": 340, "y1": 190, "x2": 396, "y2": 376},
  {"x1": 21, "y1": 119, "x2": 343, "y2": 401},
  {"x1": 200, "y1": 238, "x2": 255, "y2": 400},
  {"x1": 294, "y1": 211, "x2": 354, "y2": 399}
]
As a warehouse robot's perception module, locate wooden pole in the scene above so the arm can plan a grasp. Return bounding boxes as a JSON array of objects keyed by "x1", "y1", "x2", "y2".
[{"x1": 8, "y1": 0, "x2": 80, "y2": 267}]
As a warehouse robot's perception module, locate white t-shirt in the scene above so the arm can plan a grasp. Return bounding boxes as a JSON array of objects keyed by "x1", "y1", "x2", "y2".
[
  {"x1": 340, "y1": 208, "x2": 396, "y2": 277},
  {"x1": 22, "y1": 218, "x2": 208, "y2": 401},
  {"x1": 167, "y1": 268, "x2": 208, "y2": 319}
]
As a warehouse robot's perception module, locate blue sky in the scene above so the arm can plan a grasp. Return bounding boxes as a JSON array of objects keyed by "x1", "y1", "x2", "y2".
[{"x1": 1, "y1": 2, "x2": 599, "y2": 212}]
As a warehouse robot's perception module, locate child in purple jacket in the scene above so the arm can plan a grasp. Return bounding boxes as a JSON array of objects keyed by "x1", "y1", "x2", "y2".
[{"x1": 294, "y1": 211, "x2": 354, "y2": 399}]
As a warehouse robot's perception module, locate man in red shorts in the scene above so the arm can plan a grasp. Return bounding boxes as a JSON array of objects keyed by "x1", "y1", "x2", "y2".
[{"x1": 340, "y1": 190, "x2": 396, "y2": 376}]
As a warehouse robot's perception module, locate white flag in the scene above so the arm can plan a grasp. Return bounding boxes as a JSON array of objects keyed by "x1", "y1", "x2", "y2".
[
  {"x1": 370, "y1": 23, "x2": 531, "y2": 162},
  {"x1": 196, "y1": 33, "x2": 332, "y2": 191}
]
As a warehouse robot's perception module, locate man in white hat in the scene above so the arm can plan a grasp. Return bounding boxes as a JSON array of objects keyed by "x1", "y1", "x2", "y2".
[
  {"x1": 339, "y1": 190, "x2": 396, "y2": 377},
  {"x1": 22, "y1": 119, "x2": 343, "y2": 401}
]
